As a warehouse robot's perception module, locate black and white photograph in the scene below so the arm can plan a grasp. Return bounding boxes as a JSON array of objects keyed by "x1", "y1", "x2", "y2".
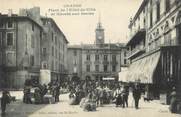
[{"x1": 0, "y1": 0, "x2": 181, "y2": 117}]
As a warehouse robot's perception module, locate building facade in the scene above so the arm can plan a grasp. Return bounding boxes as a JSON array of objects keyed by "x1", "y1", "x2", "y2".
[
  {"x1": 0, "y1": 13, "x2": 42, "y2": 89},
  {"x1": 124, "y1": 0, "x2": 181, "y2": 103},
  {"x1": 41, "y1": 17, "x2": 68, "y2": 82},
  {"x1": 0, "y1": 7, "x2": 68, "y2": 89},
  {"x1": 68, "y1": 21, "x2": 127, "y2": 81}
]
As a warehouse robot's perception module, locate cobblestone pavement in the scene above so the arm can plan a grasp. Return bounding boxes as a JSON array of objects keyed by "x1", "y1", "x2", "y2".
[{"x1": 0, "y1": 91, "x2": 180, "y2": 117}]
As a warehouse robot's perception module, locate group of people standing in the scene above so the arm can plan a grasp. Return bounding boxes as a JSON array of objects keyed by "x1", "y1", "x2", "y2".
[
  {"x1": 113, "y1": 82, "x2": 142, "y2": 109},
  {"x1": 23, "y1": 80, "x2": 61, "y2": 104},
  {"x1": 114, "y1": 85, "x2": 129, "y2": 108},
  {"x1": 68, "y1": 80, "x2": 117, "y2": 111},
  {"x1": 68, "y1": 80, "x2": 143, "y2": 111}
]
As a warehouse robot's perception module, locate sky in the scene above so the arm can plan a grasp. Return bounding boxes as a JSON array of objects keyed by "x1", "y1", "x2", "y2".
[{"x1": 0, "y1": 0, "x2": 142, "y2": 45}]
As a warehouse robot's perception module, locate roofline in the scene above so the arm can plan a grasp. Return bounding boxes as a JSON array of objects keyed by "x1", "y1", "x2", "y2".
[
  {"x1": 0, "y1": 15, "x2": 43, "y2": 29},
  {"x1": 41, "y1": 17, "x2": 69, "y2": 44},
  {"x1": 130, "y1": 0, "x2": 148, "y2": 27}
]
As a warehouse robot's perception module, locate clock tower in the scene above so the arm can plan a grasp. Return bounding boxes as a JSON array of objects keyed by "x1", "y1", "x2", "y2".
[{"x1": 95, "y1": 19, "x2": 104, "y2": 45}]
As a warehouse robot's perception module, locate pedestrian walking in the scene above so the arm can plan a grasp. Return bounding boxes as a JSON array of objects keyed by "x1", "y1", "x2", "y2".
[
  {"x1": 132, "y1": 83, "x2": 141, "y2": 109},
  {"x1": 114, "y1": 87, "x2": 122, "y2": 107},
  {"x1": 169, "y1": 87, "x2": 177, "y2": 113},
  {"x1": 55, "y1": 84, "x2": 60, "y2": 102},
  {"x1": 122, "y1": 85, "x2": 129, "y2": 108},
  {"x1": 1, "y1": 90, "x2": 11, "y2": 115},
  {"x1": 34, "y1": 88, "x2": 42, "y2": 104}
]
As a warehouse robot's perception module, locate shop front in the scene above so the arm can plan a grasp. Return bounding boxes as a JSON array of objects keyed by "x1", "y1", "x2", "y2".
[{"x1": 120, "y1": 46, "x2": 181, "y2": 104}]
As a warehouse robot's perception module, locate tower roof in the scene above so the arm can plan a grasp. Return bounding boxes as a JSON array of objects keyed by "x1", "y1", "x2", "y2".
[{"x1": 96, "y1": 13, "x2": 104, "y2": 30}]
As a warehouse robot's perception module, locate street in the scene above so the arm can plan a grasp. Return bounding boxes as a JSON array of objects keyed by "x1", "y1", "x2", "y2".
[{"x1": 0, "y1": 91, "x2": 180, "y2": 117}]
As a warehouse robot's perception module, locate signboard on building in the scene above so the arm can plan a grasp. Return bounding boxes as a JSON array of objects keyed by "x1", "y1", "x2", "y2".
[
  {"x1": 40, "y1": 69, "x2": 51, "y2": 85},
  {"x1": 103, "y1": 77, "x2": 115, "y2": 80}
]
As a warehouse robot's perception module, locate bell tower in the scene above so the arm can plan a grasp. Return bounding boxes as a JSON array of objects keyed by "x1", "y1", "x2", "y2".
[{"x1": 95, "y1": 15, "x2": 104, "y2": 44}]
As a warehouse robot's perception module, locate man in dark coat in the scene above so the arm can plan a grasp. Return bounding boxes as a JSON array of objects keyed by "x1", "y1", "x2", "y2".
[
  {"x1": 132, "y1": 83, "x2": 141, "y2": 109},
  {"x1": 122, "y1": 85, "x2": 129, "y2": 108},
  {"x1": 169, "y1": 87, "x2": 177, "y2": 113},
  {"x1": 1, "y1": 91, "x2": 11, "y2": 115}
]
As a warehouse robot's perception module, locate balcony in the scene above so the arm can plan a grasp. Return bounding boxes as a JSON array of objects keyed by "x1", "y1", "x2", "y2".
[
  {"x1": 127, "y1": 29, "x2": 146, "y2": 46},
  {"x1": 126, "y1": 45, "x2": 146, "y2": 59},
  {"x1": 84, "y1": 61, "x2": 92, "y2": 64},
  {"x1": 94, "y1": 61, "x2": 101, "y2": 64},
  {"x1": 110, "y1": 61, "x2": 118, "y2": 65}
]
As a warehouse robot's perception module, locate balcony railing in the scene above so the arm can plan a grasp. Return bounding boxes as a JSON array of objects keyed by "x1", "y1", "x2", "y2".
[
  {"x1": 102, "y1": 61, "x2": 109, "y2": 65},
  {"x1": 127, "y1": 46, "x2": 145, "y2": 59},
  {"x1": 127, "y1": 28, "x2": 146, "y2": 46},
  {"x1": 84, "y1": 61, "x2": 92, "y2": 64},
  {"x1": 110, "y1": 61, "x2": 118, "y2": 65},
  {"x1": 94, "y1": 61, "x2": 101, "y2": 64}
]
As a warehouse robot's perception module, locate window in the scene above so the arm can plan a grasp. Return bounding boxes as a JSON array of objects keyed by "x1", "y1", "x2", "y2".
[
  {"x1": 31, "y1": 35, "x2": 34, "y2": 48},
  {"x1": 74, "y1": 50, "x2": 77, "y2": 56},
  {"x1": 6, "y1": 32, "x2": 13, "y2": 46},
  {"x1": 86, "y1": 65, "x2": 90, "y2": 72},
  {"x1": 32, "y1": 23, "x2": 34, "y2": 31},
  {"x1": 86, "y1": 54, "x2": 90, "y2": 61},
  {"x1": 112, "y1": 55, "x2": 116, "y2": 61},
  {"x1": 55, "y1": 49, "x2": 57, "y2": 58},
  {"x1": 95, "y1": 65, "x2": 99, "y2": 72},
  {"x1": 112, "y1": 65, "x2": 116, "y2": 72},
  {"x1": 156, "y1": 1, "x2": 160, "y2": 21},
  {"x1": 40, "y1": 31, "x2": 42, "y2": 40},
  {"x1": 144, "y1": 18, "x2": 146, "y2": 27},
  {"x1": 52, "y1": 46, "x2": 54, "y2": 56},
  {"x1": 104, "y1": 55, "x2": 108, "y2": 61},
  {"x1": 30, "y1": 55, "x2": 34, "y2": 66},
  {"x1": 124, "y1": 59, "x2": 127, "y2": 65},
  {"x1": 150, "y1": 9, "x2": 153, "y2": 28},
  {"x1": 52, "y1": 60, "x2": 54, "y2": 70},
  {"x1": 56, "y1": 61, "x2": 58, "y2": 70},
  {"x1": 7, "y1": 20, "x2": 13, "y2": 28},
  {"x1": 74, "y1": 59, "x2": 77, "y2": 65},
  {"x1": 42, "y1": 48, "x2": 46, "y2": 55},
  {"x1": 0, "y1": 21, "x2": 3, "y2": 28},
  {"x1": 55, "y1": 36, "x2": 57, "y2": 45},
  {"x1": 124, "y1": 51, "x2": 126, "y2": 57},
  {"x1": 165, "y1": 0, "x2": 170, "y2": 12},
  {"x1": 95, "y1": 54, "x2": 99, "y2": 61},
  {"x1": 104, "y1": 65, "x2": 108, "y2": 72},
  {"x1": 52, "y1": 32, "x2": 54, "y2": 42}
]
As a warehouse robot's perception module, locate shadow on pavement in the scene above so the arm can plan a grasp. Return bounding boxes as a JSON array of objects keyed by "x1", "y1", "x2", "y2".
[{"x1": 1, "y1": 100, "x2": 49, "y2": 117}]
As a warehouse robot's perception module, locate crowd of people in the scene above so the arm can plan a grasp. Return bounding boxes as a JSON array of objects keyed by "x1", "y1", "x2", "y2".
[
  {"x1": 67, "y1": 80, "x2": 143, "y2": 111},
  {"x1": 1, "y1": 78, "x2": 180, "y2": 115},
  {"x1": 23, "y1": 79, "x2": 61, "y2": 104}
]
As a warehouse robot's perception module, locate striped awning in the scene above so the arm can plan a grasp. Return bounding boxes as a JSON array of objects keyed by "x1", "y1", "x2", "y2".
[{"x1": 125, "y1": 51, "x2": 160, "y2": 83}]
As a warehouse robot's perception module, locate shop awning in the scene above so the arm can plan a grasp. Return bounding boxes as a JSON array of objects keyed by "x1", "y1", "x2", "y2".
[
  {"x1": 126, "y1": 51, "x2": 160, "y2": 84},
  {"x1": 118, "y1": 70, "x2": 128, "y2": 82}
]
